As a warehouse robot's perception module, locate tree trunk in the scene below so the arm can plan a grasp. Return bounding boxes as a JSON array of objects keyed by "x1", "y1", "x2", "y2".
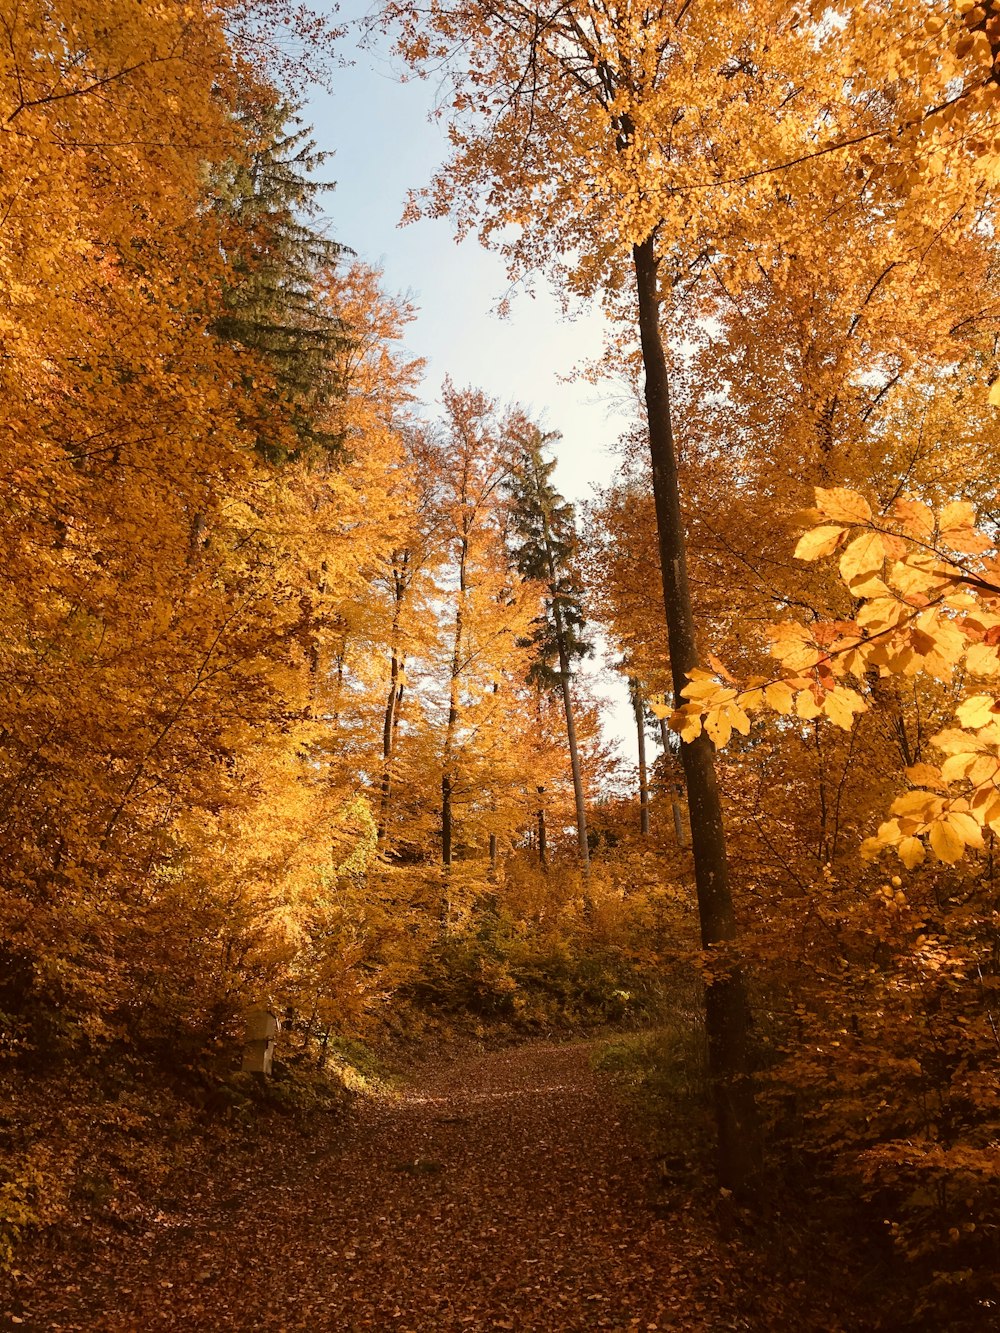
[
  {"x1": 442, "y1": 530, "x2": 468, "y2": 868},
  {"x1": 378, "y1": 573, "x2": 406, "y2": 845},
  {"x1": 552, "y1": 600, "x2": 590, "y2": 874},
  {"x1": 631, "y1": 677, "x2": 650, "y2": 836},
  {"x1": 537, "y1": 787, "x2": 547, "y2": 869},
  {"x1": 658, "y1": 715, "x2": 687, "y2": 847},
  {"x1": 633, "y1": 233, "x2": 761, "y2": 1196}
]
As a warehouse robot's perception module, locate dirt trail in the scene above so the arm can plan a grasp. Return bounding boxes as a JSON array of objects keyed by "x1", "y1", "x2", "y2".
[{"x1": 9, "y1": 1041, "x2": 755, "y2": 1331}]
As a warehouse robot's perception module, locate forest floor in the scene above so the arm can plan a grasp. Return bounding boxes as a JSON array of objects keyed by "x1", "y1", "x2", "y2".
[{"x1": 4, "y1": 1038, "x2": 855, "y2": 1332}]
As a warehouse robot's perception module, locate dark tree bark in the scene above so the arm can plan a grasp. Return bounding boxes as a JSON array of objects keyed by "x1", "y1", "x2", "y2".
[{"x1": 633, "y1": 233, "x2": 761, "y2": 1196}]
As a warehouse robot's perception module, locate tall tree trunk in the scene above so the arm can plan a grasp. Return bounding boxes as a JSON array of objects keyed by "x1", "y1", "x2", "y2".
[
  {"x1": 537, "y1": 786, "x2": 547, "y2": 869},
  {"x1": 633, "y1": 234, "x2": 761, "y2": 1196},
  {"x1": 442, "y1": 530, "x2": 468, "y2": 869},
  {"x1": 378, "y1": 571, "x2": 406, "y2": 846},
  {"x1": 552, "y1": 598, "x2": 590, "y2": 874},
  {"x1": 631, "y1": 677, "x2": 650, "y2": 836},
  {"x1": 658, "y1": 715, "x2": 687, "y2": 847}
]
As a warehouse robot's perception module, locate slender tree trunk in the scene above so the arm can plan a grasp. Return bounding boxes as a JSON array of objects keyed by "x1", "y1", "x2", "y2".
[
  {"x1": 489, "y1": 832, "x2": 497, "y2": 879},
  {"x1": 631, "y1": 677, "x2": 650, "y2": 836},
  {"x1": 442, "y1": 530, "x2": 468, "y2": 869},
  {"x1": 552, "y1": 600, "x2": 590, "y2": 874},
  {"x1": 378, "y1": 571, "x2": 406, "y2": 845},
  {"x1": 659, "y1": 715, "x2": 687, "y2": 847},
  {"x1": 633, "y1": 234, "x2": 761, "y2": 1196},
  {"x1": 536, "y1": 786, "x2": 547, "y2": 869}
]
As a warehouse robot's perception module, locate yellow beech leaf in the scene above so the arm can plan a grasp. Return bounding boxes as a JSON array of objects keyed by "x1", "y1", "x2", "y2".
[
  {"x1": 706, "y1": 652, "x2": 736, "y2": 683},
  {"x1": 945, "y1": 811, "x2": 985, "y2": 849},
  {"x1": 956, "y1": 695, "x2": 999, "y2": 729},
  {"x1": 967, "y1": 754, "x2": 1000, "y2": 786},
  {"x1": 671, "y1": 706, "x2": 702, "y2": 742},
  {"x1": 890, "y1": 498, "x2": 934, "y2": 539},
  {"x1": 705, "y1": 709, "x2": 733, "y2": 749},
  {"x1": 728, "y1": 704, "x2": 751, "y2": 736},
  {"x1": 764, "y1": 680, "x2": 796, "y2": 713},
  {"x1": 822, "y1": 687, "x2": 867, "y2": 730},
  {"x1": 929, "y1": 819, "x2": 964, "y2": 864},
  {"x1": 932, "y1": 728, "x2": 988, "y2": 756},
  {"x1": 682, "y1": 677, "x2": 734, "y2": 703},
  {"x1": 795, "y1": 689, "x2": 823, "y2": 720},
  {"x1": 939, "y1": 500, "x2": 977, "y2": 533},
  {"x1": 814, "y1": 486, "x2": 872, "y2": 525},
  {"x1": 965, "y1": 643, "x2": 1000, "y2": 679},
  {"x1": 839, "y1": 532, "x2": 886, "y2": 591},
  {"x1": 850, "y1": 573, "x2": 890, "y2": 598},
  {"x1": 941, "y1": 527, "x2": 993, "y2": 555},
  {"x1": 891, "y1": 789, "x2": 943, "y2": 820},
  {"x1": 876, "y1": 818, "x2": 903, "y2": 845},
  {"x1": 905, "y1": 762, "x2": 946, "y2": 790},
  {"x1": 860, "y1": 837, "x2": 884, "y2": 860},
  {"x1": 988, "y1": 379, "x2": 1000, "y2": 406},
  {"x1": 648, "y1": 694, "x2": 672, "y2": 719},
  {"x1": 898, "y1": 836, "x2": 926, "y2": 869},
  {"x1": 793, "y1": 525, "x2": 847, "y2": 561}
]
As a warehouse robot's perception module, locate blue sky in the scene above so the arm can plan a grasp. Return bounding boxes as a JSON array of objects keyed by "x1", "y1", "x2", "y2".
[
  {"x1": 302, "y1": 2, "x2": 634, "y2": 507},
  {"x1": 301, "y1": 2, "x2": 643, "y2": 755}
]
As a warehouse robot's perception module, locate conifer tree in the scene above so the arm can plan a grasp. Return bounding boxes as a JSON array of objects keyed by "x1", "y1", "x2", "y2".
[
  {"x1": 506, "y1": 429, "x2": 592, "y2": 873},
  {"x1": 212, "y1": 91, "x2": 349, "y2": 463}
]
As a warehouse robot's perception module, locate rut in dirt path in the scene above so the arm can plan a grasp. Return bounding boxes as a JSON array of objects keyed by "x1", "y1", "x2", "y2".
[{"x1": 13, "y1": 1040, "x2": 754, "y2": 1332}]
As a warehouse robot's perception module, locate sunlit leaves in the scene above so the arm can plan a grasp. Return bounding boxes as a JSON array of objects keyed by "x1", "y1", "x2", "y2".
[{"x1": 672, "y1": 486, "x2": 1000, "y2": 863}]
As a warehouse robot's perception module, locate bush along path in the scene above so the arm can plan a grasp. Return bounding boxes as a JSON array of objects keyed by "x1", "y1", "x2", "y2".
[{"x1": 6, "y1": 1038, "x2": 845, "y2": 1331}]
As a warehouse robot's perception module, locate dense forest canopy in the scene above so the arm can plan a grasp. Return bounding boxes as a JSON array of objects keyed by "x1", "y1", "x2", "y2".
[{"x1": 4, "y1": 0, "x2": 1000, "y2": 1325}]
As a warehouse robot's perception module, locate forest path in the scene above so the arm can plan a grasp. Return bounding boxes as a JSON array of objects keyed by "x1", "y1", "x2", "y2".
[{"x1": 12, "y1": 1040, "x2": 758, "y2": 1332}]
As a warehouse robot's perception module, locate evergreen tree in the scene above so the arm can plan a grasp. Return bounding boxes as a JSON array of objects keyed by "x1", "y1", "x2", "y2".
[
  {"x1": 507, "y1": 427, "x2": 592, "y2": 872},
  {"x1": 212, "y1": 91, "x2": 350, "y2": 463}
]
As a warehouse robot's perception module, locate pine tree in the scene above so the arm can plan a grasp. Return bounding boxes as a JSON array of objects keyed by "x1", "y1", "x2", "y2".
[
  {"x1": 506, "y1": 427, "x2": 592, "y2": 872},
  {"x1": 211, "y1": 90, "x2": 349, "y2": 463}
]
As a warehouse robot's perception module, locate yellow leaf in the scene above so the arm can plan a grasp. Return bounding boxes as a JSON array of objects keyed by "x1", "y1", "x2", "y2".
[
  {"x1": 891, "y1": 790, "x2": 943, "y2": 820},
  {"x1": 728, "y1": 704, "x2": 751, "y2": 736},
  {"x1": 941, "y1": 751, "x2": 979, "y2": 782},
  {"x1": 989, "y1": 379, "x2": 1000, "y2": 406},
  {"x1": 793, "y1": 525, "x2": 847, "y2": 561},
  {"x1": 932, "y1": 727, "x2": 988, "y2": 756},
  {"x1": 814, "y1": 487, "x2": 872, "y2": 525},
  {"x1": 890, "y1": 498, "x2": 934, "y2": 539},
  {"x1": 945, "y1": 811, "x2": 984, "y2": 849},
  {"x1": 966, "y1": 644, "x2": 1000, "y2": 677},
  {"x1": 938, "y1": 500, "x2": 976, "y2": 534},
  {"x1": 905, "y1": 762, "x2": 946, "y2": 790},
  {"x1": 839, "y1": 532, "x2": 886, "y2": 591},
  {"x1": 705, "y1": 709, "x2": 733, "y2": 749},
  {"x1": 822, "y1": 686, "x2": 867, "y2": 730},
  {"x1": 956, "y1": 695, "x2": 999, "y2": 729},
  {"x1": 795, "y1": 689, "x2": 822, "y2": 720},
  {"x1": 764, "y1": 680, "x2": 796, "y2": 713},
  {"x1": 898, "y1": 836, "x2": 925, "y2": 869},
  {"x1": 706, "y1": 653, "x2": 736, "y2": 683},
  {"x1": 929, "y1": 819, "x2": 964, "y2": 864},
  {"x1": 670, "y1": 706, "x2": 702, "y2": 743}
]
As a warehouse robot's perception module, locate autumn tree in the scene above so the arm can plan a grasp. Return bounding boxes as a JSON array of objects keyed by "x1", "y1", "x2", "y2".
[{"x1": 435, "y1": 384, "x2": 539, "y2": 882}]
